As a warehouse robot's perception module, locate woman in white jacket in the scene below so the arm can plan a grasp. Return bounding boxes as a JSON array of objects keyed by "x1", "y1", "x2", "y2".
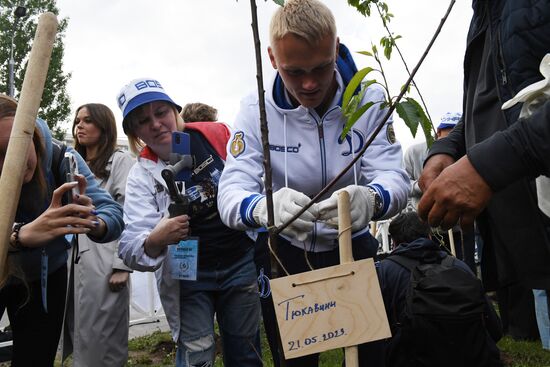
[
  {"x1": 116, "y1": 78, "x2": 262, "y2": 367},
  {"x1": 63, "y1": 103, "x2": 135, "y2": 367}
]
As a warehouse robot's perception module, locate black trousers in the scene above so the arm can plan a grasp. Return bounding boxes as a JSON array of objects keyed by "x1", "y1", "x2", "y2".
[
  {"x1": 254, "y1": 233, "x2": 378, "y2": 367},
  {"x1": 0, "y1": 265, "x2": 67, "y2": 367},
  {"x1": 496, "y1": 283, "x2": 540, "y2": 341}
]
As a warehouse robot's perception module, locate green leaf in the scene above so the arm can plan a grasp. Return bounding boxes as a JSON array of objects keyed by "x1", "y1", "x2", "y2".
[
  {"x1": 363, "y1": 4, "x2": 371, "y2": 16},
  {"x1": 343, "y1": 81, "x2": 367, "y2": 116},
  {"x1": 342, "y1": 67, "x2": 373, "y2": 110},
  {"x1": 400, "y1": 84, "x2": 411, "y2": 94},
  {"x1": 395, "y1": 99, "x2": 420, "y2": 137},
  {"x1": 410, "y1": 99, "x2": 433, "y2": 144},
  {"x1": 372, "y1": 44, "x2": 378, "y2": 54},
  {"x1": 273, "y1": 0, "x2": 284, "y2": 5},
  {"x1": 350, "y1": 1, "x2": 372, "y2": 17},
  {"x1": 341, "y1": 102, "x2": 375, "y2": 140},
  {"x1": 358, "y1": 50, "x2": 373, "y2": 57},
  {"x1": 424, "y1": 128, "x2": 435, "y2": 148},
  {"x1": 384, "y1": 45, "x2": 392, "y2": 60},
  {"x1": 395, "y1": 98, "x2": 433, "y2": 147}
]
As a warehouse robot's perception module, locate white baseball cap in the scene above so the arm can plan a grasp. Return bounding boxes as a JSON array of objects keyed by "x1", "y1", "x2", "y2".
[
  {"x1": 116, "y1": 77, "x2": 181, "y2": 132},
  {"x1": 437, "y1": 112, "x2": 462, "y2": 131}
]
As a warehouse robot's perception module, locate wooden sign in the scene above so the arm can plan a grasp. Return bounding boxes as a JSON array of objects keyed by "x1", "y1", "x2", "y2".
[{"x1": 270, "y1": 258, "x2": 390, "y2": 359}]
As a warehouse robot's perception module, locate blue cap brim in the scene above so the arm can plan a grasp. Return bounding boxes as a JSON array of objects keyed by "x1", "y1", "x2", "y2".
[
  {"x1": 122, "y1": 91, "x2": 182, "y2": 125},
  {"x1": 122, "y1": 92, "x2": 181, "y2": 134},
  {"x1": 437, "y1": 122, "x2": 456, "y2": 130}
]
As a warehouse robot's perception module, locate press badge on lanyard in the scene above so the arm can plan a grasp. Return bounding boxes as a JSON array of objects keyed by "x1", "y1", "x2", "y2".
[{"x1": 168, "y1": 237, "x2": 199, "y2": 281}]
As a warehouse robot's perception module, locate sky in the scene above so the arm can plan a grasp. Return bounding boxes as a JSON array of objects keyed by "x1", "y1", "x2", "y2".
[{"x1": 55, "y1": 0, "x2": 473, "y2": 151}]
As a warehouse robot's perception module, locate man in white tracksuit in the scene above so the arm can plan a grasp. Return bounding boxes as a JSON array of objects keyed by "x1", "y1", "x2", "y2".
[{"x1": 217, "y1": 0, "x2": 409, "y2": 366}]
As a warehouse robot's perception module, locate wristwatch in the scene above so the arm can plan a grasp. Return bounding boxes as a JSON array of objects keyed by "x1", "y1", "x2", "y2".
[{"x1": 367, "y1": 187, "x2": 383, "y2": 217}]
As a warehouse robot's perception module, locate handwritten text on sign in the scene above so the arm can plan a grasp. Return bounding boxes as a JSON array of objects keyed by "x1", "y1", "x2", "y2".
[{"x1": 270, "y1": 258, "x2": 390, "y2": 359}]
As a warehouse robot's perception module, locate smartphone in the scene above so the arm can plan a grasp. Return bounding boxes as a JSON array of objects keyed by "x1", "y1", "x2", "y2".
[
  {"x1": 171, "y1": 131, "x2": 191, "y2": 181},
  {"x1": 62, "y1": 152, "x2": 80, "y2": 204}
]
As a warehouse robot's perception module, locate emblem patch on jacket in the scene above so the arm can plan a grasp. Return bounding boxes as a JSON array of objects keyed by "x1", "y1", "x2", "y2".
[
  {"x1": 230, "y1": 131, "x2": 245, "y2": 158},
  {"x1": 386, "y1": 123, "x2": 396, "y2": 144},
  {"x1": 339, "y1": 129, "x2": 365, "y2": 157}
]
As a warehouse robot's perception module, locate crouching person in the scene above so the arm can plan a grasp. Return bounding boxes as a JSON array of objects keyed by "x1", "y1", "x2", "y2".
[
  {"x1": 359, "y1": 212, "x2": 503, "y2": 367},
  {"x1": 116, "y1": 78, "x2": 262, "y2": 367}
]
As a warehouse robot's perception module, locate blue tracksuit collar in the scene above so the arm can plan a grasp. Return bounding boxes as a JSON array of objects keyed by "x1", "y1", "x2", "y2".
[
  {"x1": 272, "y1": 43, "x2": 359, "y2": 110},
  {"x1": 336, "y1": 43, "x2": 358, "y2": 87}
]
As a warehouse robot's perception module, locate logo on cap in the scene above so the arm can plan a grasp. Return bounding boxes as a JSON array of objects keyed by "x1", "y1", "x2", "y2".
[
  {"x1": 117, "y1": 94, "x2": 126, "y2": 109},
  {"x1": 135, "y1": 79, "x2": 163, "y2": 91}
]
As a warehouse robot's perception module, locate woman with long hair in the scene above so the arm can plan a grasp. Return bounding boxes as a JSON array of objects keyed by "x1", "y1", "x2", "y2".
[
  {"x1": 62, "y1": 103, "x2": 135, "y2": 366},
  {"x1": 0, "y1": 95, "x2": 123, "y2": 366}
]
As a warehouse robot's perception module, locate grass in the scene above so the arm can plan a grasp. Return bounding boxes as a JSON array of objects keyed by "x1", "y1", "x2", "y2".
[
  {"x1": 3, "y1": 324, "x2": 543, "y2": 366},
  {"x1": 127, "y1": 331, "x2": 175, "y2": 367},
  {"x1": 123, "y1": 327, "x2": 550, "y2": 367},
  {"x1": 498, "y1": 337, "x2": 550, "y2": 367},
  {"x1": 125, "y1": 325, "x2": 344, "y2": 367}
]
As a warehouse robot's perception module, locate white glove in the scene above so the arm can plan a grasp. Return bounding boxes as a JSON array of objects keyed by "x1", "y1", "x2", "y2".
[
  {"x1": 253, "y1": 187, "x2": 318, "y2": 242},
  {"x1": 317, "y1": 185, "x2": 376, "y2": 232}
]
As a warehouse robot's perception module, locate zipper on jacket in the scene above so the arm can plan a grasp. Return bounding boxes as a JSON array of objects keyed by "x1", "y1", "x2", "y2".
[
  {"x1": 306, "y1": 111, "x2": 329, "y2": 252},
  {"x1": 316, "y1": 122, "x2": 327, "y2": 188},
  {"x1": 312, "y1": 105, "x2": 339, "y2": 188},
  {"x1": 310, "y1": 106, "x2": 341, "y2": 251},
  {"x1": 495, "y1": 25, "x2": 508, "y2": 86}
]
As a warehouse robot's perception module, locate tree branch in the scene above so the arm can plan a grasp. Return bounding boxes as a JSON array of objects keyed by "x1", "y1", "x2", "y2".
[{"x1": 375, "y1": 3, "x2": 436, "y2": 136}]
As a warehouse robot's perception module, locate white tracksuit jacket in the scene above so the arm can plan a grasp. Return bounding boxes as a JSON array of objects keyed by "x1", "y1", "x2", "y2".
[
  {"x1": 118, "y1": 152, "x2": 182, "y2": 341},
  {"x1": 218, "y1": 67, "x2": 410, "y2": 253}
]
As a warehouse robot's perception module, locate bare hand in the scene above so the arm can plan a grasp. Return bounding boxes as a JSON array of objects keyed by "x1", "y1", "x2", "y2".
[
  {"x1": 18, "y1": 181, "x2": 102, "y2": 248},
  {"x1": 145, "y1": 215, "x2": 190, "y2": 258},
  {"x1": 72, "y1": 174, "x2": 107, "y2": 238},
  {"x1": 109, "y1": 271, "x2": 130, "y2": 292},
  {"x1": 418, "y1": 156, "x2": 493, "y2": 230},
  {"x1": 418, "y1": 154, "x2": 455, "y2": 193}
]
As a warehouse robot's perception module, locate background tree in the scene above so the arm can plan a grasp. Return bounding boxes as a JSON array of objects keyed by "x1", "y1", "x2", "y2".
[{"x1": 0, "y1": 0, "x2": 71, "y2": 139}]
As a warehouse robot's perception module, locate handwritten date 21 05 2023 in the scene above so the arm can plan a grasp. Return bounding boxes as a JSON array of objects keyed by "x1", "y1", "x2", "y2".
[{"x1": 287, "y1": 328, "x2": 346, "y2": 351}]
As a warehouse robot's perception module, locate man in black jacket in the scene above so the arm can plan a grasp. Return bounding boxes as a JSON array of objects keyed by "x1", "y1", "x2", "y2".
[{"x1": 418, "y1": 0, "x2": 550, "y2": 340}]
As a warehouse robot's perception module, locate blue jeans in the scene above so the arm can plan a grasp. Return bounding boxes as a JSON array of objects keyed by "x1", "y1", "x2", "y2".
[
  {"x1": 176, "y1": 247, "x2": 262, "y2": 367},
  {"x1": 533, "y1": 289, "x2": 550, "y2": 350}
]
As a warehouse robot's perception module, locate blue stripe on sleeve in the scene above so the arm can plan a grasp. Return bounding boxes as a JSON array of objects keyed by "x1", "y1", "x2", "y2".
[{"x1": 240, "y1": 194, "x2": 265, "y2": 227}]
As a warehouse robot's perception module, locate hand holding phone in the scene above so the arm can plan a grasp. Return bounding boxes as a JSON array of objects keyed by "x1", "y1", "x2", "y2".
[{"x1": 63, "y1": 152, "x2": 80, "y2": 204}]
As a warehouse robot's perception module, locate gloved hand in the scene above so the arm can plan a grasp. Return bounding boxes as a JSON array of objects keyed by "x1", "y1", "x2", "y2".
[
  {"x1": 253, "y1": 187, "x2": 318, "y2": 242},
  {"x1": 317, "y1": 185, "x2": 375, "y2": 232}
]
